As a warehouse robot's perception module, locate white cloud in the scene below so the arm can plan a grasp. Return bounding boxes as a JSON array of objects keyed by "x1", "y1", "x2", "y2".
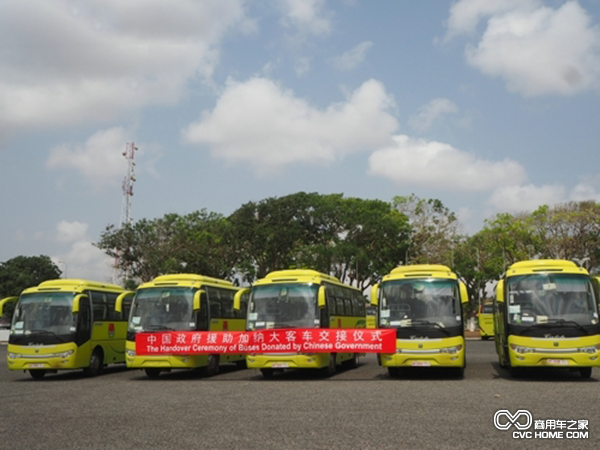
[
  {"x1": 280, "y1": 0, "x2": 331, "y2": 35},
  {"x1": 46, "y1": 127, "x2": 132, "y2": 188},
  {"x1": 0, "y1": 0, "x2": 248, "y2": 136},
  {"x1": 56, "y1": 221, "x2": 89, "y2": 243},
  {"x1": 52, "y1": 221, "x2": 114, "y2": 281},
  {"x1": 368, "y1": 135, "x2": 527, "y2": 191},
  {"x1": 333, "y1": 41, "x2": 373, "y2": 70},
  {"x1": 446, "y1": 0, "x2": 539, "y2": 38},
  {"x1": 487, "y1": 183, "x2": 566, "y2": 213},
  {"x1": 447, "y1": 0, "x2": 600, "y2": 96},
  {"x1": 183, "y1": 78, "x2": 398, "y2": 173},
  {"x1": 409, "y1": 98, "x2": 458, "y2": 132}
]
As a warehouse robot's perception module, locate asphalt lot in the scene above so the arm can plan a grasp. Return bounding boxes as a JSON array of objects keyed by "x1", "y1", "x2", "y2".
[{"x1": 0, "y1": 340, "x2": 598, "y2": 450}]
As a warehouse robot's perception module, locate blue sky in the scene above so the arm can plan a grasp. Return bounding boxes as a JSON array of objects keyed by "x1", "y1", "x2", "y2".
[{"x1": 2, "y1": 0, "x2": 600, "y2": 282}]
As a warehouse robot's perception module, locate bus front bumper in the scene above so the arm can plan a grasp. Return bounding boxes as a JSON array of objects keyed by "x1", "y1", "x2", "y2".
[
  {"x1": 246, "y1": 353, "x2": 329, "y2": 370},
  {"x1": 7, "y1": 344, "x2": 78, "y2": 371},
  {"x1": 508, "y1": 336, "x2": 600, "y2": 368},
  {"x1": 380, "y1": 337, "x2": 465, "y2": 368}
]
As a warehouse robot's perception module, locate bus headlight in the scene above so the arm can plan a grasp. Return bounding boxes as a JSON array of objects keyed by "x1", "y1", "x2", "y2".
[
  {"x1": 510, "y1": 344, "x2": 534, "y2": 354},
  {"x1": 440, "y1": 345, "x2": 463, "y2": 354},
  {"x1": 126, "y1": 349, "x2": 136, "y2": 357},
  {"x1": 8, "y1": 353, "x2": 18, "y2": 359},
  {"x1": 55, "y1": 350, "x2": 74, "y2": 358},
  {"x1": 579, "y1": 345, "x2": 600, "y2": 354}
]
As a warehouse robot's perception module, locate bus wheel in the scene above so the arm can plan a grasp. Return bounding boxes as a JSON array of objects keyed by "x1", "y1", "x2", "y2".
[
  {"x1": 579, "y1": 367, "x2": 592, "y2": 379},
  {"x1": 345, "y1": 353, "x2": 359, "y2": 369},
  {"x1": 321, "y1": 354, "x2": 336, "y2": 377},
  {"x1": 145, "y1": 368, "x2": 161, "y2": 379},
  {"x1": 84, "y1": 349, "x2": 104, "y2": 377},
  {"x1": 29, "y1": 370, "x2": 46, "y2": 380},
  {"x1": 388, "y1": 367, "x2": 401, "y2": 378},
  {"x1": 260, "y1": 369, "x2": 274, "y2": 379},
  {"x1": 235, "y1": 358, "x2": 247, "y2": 370},
  {"x1": 205, "y1": 355, "x2": 220, "y2": 377}
]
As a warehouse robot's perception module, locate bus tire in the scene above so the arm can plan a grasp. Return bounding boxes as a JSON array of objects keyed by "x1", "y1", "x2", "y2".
[
  {"x1": 205, "y1": 355, "x2": 220, "y2": 377},
  {"x1": 388, "y1": 367, "x2": 401, "y2": 378},
  {"x1": 144, "y1": 368, "x2": 161, "y2": 379},
  {"x1": 260, "y1": 369, "x2": 274, "y2": 379},
  {"x1": 580, "y1": 367, "x2": 592, "y2": 379},
  {"x1": 321, "y1": 353, "x2": 336, "y2": 377},
  {"x1": 454, "y1": 367, "x2": 465, "y2": 379},
  {"x1": 84, "y1": 348, "x2": 104, "y2": 377},
  {"x1": 29, "y1": 369, "x2": 46, "y2": 380},
  {"x1": 235, "y1": 358, "x2": 247, "y2": 369},
  {"x1": 345, "y1": 353, "x2": 359, "y2": 369}
]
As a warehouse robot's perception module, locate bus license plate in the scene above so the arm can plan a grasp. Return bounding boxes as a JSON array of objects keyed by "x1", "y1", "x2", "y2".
[
  {"x1": 546, "y1": 359, "x2": 568, "y2": 366},
  {"x1": 271, "y1": 363, "x2": 289, "y2": 368},
  {"x1": 29, "y1": 363, "x2": 45, "y2": 368},
  {"x1": 411, "y1": 361, "x2": 431, "y2": 367}
]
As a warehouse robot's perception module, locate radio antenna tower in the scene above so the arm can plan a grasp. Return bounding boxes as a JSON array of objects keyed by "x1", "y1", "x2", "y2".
[
  {"x1": 120, "y1": 142, "x2": 137, "y2": 228},
  {"x1": 114, "y1": 142, "x2": 138, "y2": 284}
]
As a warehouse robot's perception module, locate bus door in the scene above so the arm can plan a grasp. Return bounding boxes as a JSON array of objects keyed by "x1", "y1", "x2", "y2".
[{"x1": 75, "y1": 296, "x2": 92, "y2": 367}]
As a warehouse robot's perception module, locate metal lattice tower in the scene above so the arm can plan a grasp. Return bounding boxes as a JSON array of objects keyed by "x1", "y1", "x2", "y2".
[
  {"x1": 120, "y1": 142, "x2": 137, "y2": 228},
  {"x1": 114, "y1": 142, "x2": 137, "y2": 284}
]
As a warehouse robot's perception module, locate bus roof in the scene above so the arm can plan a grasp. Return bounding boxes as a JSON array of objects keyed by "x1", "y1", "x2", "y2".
[
  {"x1": 138, "y1": 273, "x2": 236, "y2": 290},
  {"x1": 383, "y1": 264, "x2": 457, "y2": 282},
  {"x1": 255, "y1": 269, "x2": 358, "y2": 290},
  {"x1": 506, "y1": 259, "x2": 588, "y2": 276},
  {"x1": 22, "y1": 279, "x2": 125, "y2": 295}
]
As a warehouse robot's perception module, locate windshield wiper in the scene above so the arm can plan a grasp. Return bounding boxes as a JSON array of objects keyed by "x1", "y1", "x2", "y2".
[
  {"x1": 410, "y1": 320, "x2": 451, "y2": 336},
  {"x1": 518, "y1": 320, "x2": 589, "y2": 336},
  {"x1": 546, "y1": 319, "x2": 589, "y2": 335},
  {"x1": 26, "y1": 329, "x2": 66, "y2": 342},
  {"x1": 144, "y1": 325, "x2": 175, "y2": 331}
]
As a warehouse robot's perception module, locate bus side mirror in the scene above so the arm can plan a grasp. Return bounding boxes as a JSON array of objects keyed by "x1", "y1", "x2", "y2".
[
  {"x1": 495, "y1": 280, "x2": 505, "y2": 303},
  {"x1": 0, "y1": 296, "x2": 18, "y2": 318},
  {"x1": 233, "y1": 288, "x2": 250, "y2": 311},
  {"x1": 72, "y1": 294, "x2": 88, "y2": 313},
  {"x1": 193, "y1": 290, "x2": 205, "y2": 311},
  {"x1": 115, "y1": 291, "x2": 134, "y2": 313},
  {"x1": 459, "y1": 283, "x2": 469, "y2": 304},
  {"x1": 370, "y1": 284, "x2": 379, "y2": 306},
  {"x1": 318, "y1": 286, "x2": 326, "y2": 309}
]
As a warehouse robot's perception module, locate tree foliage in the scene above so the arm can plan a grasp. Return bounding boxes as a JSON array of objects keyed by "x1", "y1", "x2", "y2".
[{"x1": 0, "y1": 255, "x2": 62, "y2": 297}]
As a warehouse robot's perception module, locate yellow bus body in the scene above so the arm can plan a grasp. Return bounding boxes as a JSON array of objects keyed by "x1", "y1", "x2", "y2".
[
  {"x1": 494, "y1": 260, "x2": 600, "y2": 378},
  {"x1": 478, "y1": 302, "x2": 494, "y2": 340},
  {"x1": 7, "y1": 279, "x2": 131, "y2": 379},
  {"x1": 125, "y1": 274, "x2": 245, "y2": 377},
  {"x1": 371, "y1": 264, "x2": 469, "y2": 375},
  {"x1": 243, "y1": 269, "x2": 366, "y2": 377}
]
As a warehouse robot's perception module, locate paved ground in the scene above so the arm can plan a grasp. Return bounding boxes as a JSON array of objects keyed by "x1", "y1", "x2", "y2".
[{"x1": 1, "y1": 341, "x2": 599, "y2": 450}]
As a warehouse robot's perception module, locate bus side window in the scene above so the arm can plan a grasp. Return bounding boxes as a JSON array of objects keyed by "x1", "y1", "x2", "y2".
[
  {"x1": 76, "y1": 297, "x2": 92, "y2": 346},
  {"x1": 344, "y1": 298, "x2": 353, "y2": 317},
  {"x1": 221, "y1": 290, "x2": 234, "y2": 318},
  {"x1": 89, "y1": 291, "x2": 108, "y2": 322},
  {"x1": 121, "y1": 296, "x2": 132, "y2": 322},
  {"x1": 106, "y1": 293, "x2": 119, "y2": 321},
  {"x1": 196, "y1": 291, "x2": 209, "y2": 331}
]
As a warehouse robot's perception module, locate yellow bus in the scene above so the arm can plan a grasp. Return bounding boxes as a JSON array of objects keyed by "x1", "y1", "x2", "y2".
[
  {"x1": 366, "y1": 303, "x2": 377, "y2": 329},
  {"x1": 478, "y1": 301, "x2": 494, "y2": 340},
  {"x1": 494, "y1": 259, "x2": 600, "y2": 378},
  {"x1": 370, "y1": 264, "x2": 469, "y2": 377},
  {"x1": 124, "y1": 274, "x2": 247, "y2": 378},
  {"x1": 234, "y1": 269, "x2": 366, "y2": 378},
  {"x1": 6, "y1": 279, "x2": 133, "y2": 380}
]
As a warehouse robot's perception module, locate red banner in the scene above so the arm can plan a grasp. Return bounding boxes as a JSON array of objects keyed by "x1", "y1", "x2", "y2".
[{"x1": 135, "y1": 329, "x2": 396, "y2": 355}]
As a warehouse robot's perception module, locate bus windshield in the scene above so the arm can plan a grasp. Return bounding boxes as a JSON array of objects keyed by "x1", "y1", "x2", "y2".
[
  {"x1": 506, "y1": 274, "x2": 599, "y2": 327},
  {"x1": 129, "y1": 287, "x2": 195, "y2": 333},
  {"x1": 11, "y1": 292, "x2": 76, "y2": 341},
  {"x1": 248, "y1": 283, "x2": 319, "y2": 330},
  {"x1": 380, "y1": 279, "x2": 461, "y2": 329}
]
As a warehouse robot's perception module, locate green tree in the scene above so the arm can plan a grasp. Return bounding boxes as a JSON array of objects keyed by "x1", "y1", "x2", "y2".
[
  {"x1": 392, "y1": 194, "x2": 461, "y2": 266},
  {"x1": 0, "y1": 255, "x2": 62, "y2": 297}
]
